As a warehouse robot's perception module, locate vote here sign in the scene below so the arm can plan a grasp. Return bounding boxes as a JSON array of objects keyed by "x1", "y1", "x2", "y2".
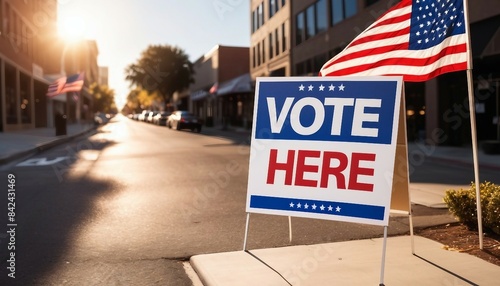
[{"x1": 245, "y1": 77, "x2": 403, "y2": 226}]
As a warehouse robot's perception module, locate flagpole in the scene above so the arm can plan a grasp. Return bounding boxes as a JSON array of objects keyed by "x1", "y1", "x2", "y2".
[{"x1": 463, "y1": 0, "x2": 483, "y2": 250}]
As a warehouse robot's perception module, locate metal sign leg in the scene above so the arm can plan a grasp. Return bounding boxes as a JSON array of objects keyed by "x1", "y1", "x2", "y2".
[
  {"x1": 379, "y1": 226, "x2": 388, "y2": 286},
  {"x1": 243, "y1": 213, "x2": 251, "y2": 251},
  {"x1": 288, "y1": 216, "x2": 292, "y2": 243}
]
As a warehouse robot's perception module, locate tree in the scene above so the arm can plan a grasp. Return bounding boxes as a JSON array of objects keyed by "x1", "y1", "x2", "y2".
[
  {"x1": 125, "y1": 88, "x2": 162, "y2": 112},
  {"x1": 125, "y1": 45, "x2": 194, "y2": 108},
  {"x1": 90, "y1": 83, "x2": 117, "y2": 113}
]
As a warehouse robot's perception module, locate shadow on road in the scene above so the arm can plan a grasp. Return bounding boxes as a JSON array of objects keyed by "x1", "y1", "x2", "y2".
[{"x1": 0, "y1": 137, "x2": 119, "y2": 285}]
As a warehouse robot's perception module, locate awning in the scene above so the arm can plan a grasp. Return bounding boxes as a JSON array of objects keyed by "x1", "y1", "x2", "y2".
[
  {"x1": 470, "y1": 15, "x2": 500, "y2": 59},
  {"x1": 191, "y1": 90, "x2": 210, "y2": 101},
  {"x1": 217, "y1": 73, "x2": 252, "y2": 96},
  {"x1": 481, "y1": 27, "x2": 500, "y2": 58}
]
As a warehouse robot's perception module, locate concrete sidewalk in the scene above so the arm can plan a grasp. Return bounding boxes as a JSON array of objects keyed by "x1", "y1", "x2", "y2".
[
  {"x1": 189, "y1": 131, "x2": 500, "y2": 285},
  {"x1": 0, "y1": 122, "x2": 96, "y2": 164},
  {"x1": 191, "y1": 235, "x2": 499, "y2": 286}
]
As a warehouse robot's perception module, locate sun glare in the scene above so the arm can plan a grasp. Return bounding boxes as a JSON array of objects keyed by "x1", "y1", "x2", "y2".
[{"x1": 58, "y1": 15, "x2": 87, "y2": 42}]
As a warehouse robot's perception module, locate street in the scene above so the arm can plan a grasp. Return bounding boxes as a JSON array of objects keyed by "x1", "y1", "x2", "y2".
[{"x1": 0, "y1": 114, "x2": 498, "y2": 285}]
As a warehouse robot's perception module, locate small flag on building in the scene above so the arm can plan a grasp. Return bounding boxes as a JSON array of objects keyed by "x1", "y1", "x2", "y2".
[
  {"x1": 46, "y1": 72, "x2": 85, "y2": 97},
  {"x1": 319, "y1": 0, "x2": 469, "y2": 82},
  {"x1": 46, "y1": 77, "x2": 67, "y2": 97},
  {"x1": 60, "y1": 72, "x2": 85, "y2": 94},
  {"x1": 209, "y1": 82, "x2": 218, "y2": 94}
]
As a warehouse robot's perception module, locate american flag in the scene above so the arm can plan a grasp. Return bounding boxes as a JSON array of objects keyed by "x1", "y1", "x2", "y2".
[
  {"x1": 46, "y1": 77, "x2": 67, "y2": 97},
  {"x1": 60, "y1": 72, "x2": 85, "y2": 94},
  {"x1": 319, "y1": 0, "x2": 468, "y2": 82}
]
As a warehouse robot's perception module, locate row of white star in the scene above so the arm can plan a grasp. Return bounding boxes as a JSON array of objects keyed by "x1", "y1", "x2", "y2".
[
  {"x1": 298, "y1": 84, "x2": 346, "y2": 92},
  {"x1": 289, "y1": 202, "x2": 342, "y2": 212}
]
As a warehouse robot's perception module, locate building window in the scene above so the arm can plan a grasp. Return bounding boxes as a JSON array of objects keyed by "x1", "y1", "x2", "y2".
[
  {"x1": 295, "y1": 1, "x2": 328, "y2": 46},
  {"x1": 10, "y1": 5, "x2": 15, "y2": 37},
  {"x1": 306, "y1": 5, "x2": 315, "y2": 39},
  {"x1": 253, "y1": 46, "x2": 256, "y2": 67},
  {"x1": 331, "y1": 0, "x2": 357, "y2": 25},
  {"x1": 261, "y1": 39, "x2": 266, "y2": 64},
  {"x1": 0, "y1": 1, "x2": 3, "y2": 35},
  {"x1": 257, "y1": 43, "x2": 261, "y2": 66},
  {"x1": 270, "y1": 0, "x2": 287, "y2": 19},
  {"x1": 20, "y1": 73, "x2": 31, "y2": 124},
  {"x1": 258, "y1": 3, "x2": 264, "y2": 28},
  {"x1": 252, "y1": 10, "x2": 257, "y2": 33},
  {"x1": 275, "y1": 28, "x2": 279, "y2": 56},
  {"x1": 4, "y1": 3, "x2": 10, "y2": 37},
  {"x1": 5, "y1": 64, "x2": 18, "y2": 124},
  {"x1": 269, "y1": 33, "x2": 274, "y2": 59},
  {"x1": 296, "y1": 12, "x2": 305, "y2": 45},
  {"x1": 252, "y1": 2, "x2": 265, "y2": 33},
  {"x1": 22, "y1": 23, "x2": 29, "y2": 54},
  {"x1": 282, "y1": 23, "x2": 286, "y2": 52},
  {"x1": 14, "y1": 12, "x2": 19, "y2": 46},
  {"x1": 345, "y1": 1, "x2": 357, "y2": 18},
  {"x1": 269, "y1": 0, "x2": 277, "y2": 18},
  {"x1": 27, "y1": 27, "x2": 33, "y2": 59},
  {"x1": 315, "y1": 0, "x2": 327, "y2": 34}
]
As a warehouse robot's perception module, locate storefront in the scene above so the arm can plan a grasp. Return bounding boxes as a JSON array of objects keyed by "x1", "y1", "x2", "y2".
[
  {"x1": 217, "y1": 73, "x2": 254, "y2": 130},
  {"x1": 1, "y1": 59, "x2": 51, "y2": 132}
]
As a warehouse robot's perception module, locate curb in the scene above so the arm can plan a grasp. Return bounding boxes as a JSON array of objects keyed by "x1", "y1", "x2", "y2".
[{"x1": 0, "y1": 127, "x2": 97, "y2": 165}]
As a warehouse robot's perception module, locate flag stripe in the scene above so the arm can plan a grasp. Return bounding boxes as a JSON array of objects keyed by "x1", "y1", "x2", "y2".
[
  {"x1": 373, "y1": 2, "x2": 412, "y2": 26},
  {"x1": 322, "y1": 34, "x2": 467, "y2": 76},
  {"x1": 61, "y1": 82, "x2": 84, "y2": 92},
  {"x1": 330, "y1": 43, "x2": 410, "y2": 68},
  {"x1": 47, "y1": 72, "x2": 85, "y2": 96},
  {"x1": 355, "y1": 5, "x2": 412, "y2": 37},
  {"x1": 46, "y1": 77, "x2": 66, "y2": 97},
  {"x1": 320, "y1": 0, "x2": 468, "y2": 82},
  {"x1": 350, "y1": 25, "x2": 411, "y2": 47},
  {"x1": 373, "y1": 12, "x2": 411, "y2": 29},
  {"x1": 333, "y1": 53, "x2": 467, "y2": 78}
]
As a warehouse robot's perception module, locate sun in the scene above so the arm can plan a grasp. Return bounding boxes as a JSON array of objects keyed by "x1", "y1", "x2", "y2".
[{"x1": 57, "y1": 15, "x2": 87, "y2": 42}]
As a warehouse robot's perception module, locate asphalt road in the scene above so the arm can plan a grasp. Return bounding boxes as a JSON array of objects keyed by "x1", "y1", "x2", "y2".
[{"x1": 0, "y1": 115, "x2": 497, "y2": 285}]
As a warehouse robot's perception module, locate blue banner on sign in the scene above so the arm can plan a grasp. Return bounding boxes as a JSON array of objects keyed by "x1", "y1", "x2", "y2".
[
  {"x1": 254, "y1": 80, "x2": 397, "y2": 144},
  {"x1": 249, "y1": 195, "x2": 385, "y2": 221}
]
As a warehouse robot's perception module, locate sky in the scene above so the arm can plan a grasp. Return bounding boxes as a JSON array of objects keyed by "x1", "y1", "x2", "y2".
[{"x1": 57, "y1": 0, "x2": 250, "y2": 108}]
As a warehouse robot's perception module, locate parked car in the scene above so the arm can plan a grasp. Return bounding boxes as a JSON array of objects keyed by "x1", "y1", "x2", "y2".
[
  {"x1": 152, "y1": 111, "x2": 171, "y2": 126},
  {"x1": 133, "y1": 113, "x2": 141, "y2": 120},
  {"x1": 167, "y1": 111, "x2": 202, "y2": 132},
  {"x1": 138, "y1": 110, "x2": 150, "y2": 122},
  {"x1": 94, "y1": 112, "x2": 111, "y2": 125},
  {"x1": 146, "y1": 111, "x2": 158, "y2": 123}
]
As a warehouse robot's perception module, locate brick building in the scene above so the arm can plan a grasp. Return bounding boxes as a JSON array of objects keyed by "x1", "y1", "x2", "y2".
[
  {"x1": 190, "y1": 45, "x2": 251, "y2": 128},
  {"x1": 0, "y1": 0, "x2": 99, "y2": 131},
  {"x1": 250, "y1": 0, "x2": 500, "y2": 145}
]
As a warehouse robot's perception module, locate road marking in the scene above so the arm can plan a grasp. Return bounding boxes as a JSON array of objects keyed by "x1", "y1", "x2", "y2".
[{"x1": 17, "y1": 157, "x2": 69, "y2": 167}]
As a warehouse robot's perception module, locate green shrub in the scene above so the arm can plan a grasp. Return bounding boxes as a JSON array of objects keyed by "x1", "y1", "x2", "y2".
[
  {"x1": 485, "y1": 187, "x2": 500, "y2": 234},
  {"x1": 444, "y1": 181, "x2": 500, "y2": 235}
]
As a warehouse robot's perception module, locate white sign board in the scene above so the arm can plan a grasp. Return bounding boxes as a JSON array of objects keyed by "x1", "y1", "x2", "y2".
[{"x1": 246, "y1": 77, "x2": 403, "y2": 226}]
